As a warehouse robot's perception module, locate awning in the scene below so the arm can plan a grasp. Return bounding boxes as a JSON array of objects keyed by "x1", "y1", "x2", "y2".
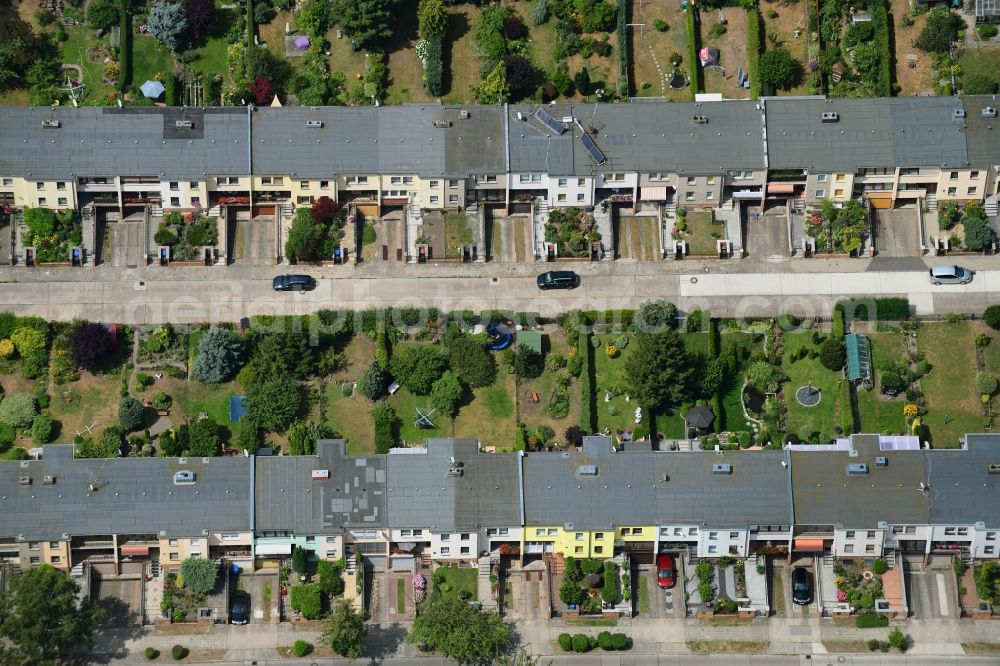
[
  {"x1": 767, "y1": 182, "x2": 796, "y2": 194},
  {"x1": 640, "y1": 186, "x2": 668, "y2": 201},
  {"x1": 381, "y1": 197, "x2": 409, "y2": 206},
  {"x1": 255, "y1": 543, "x2": 292, "y2": 556},
  {"x1": 120, "y1": 545, "x2": 149, "y2": 556},
  {"x1": 794, "y1": 538, "x2": 825, "y2": 552}
]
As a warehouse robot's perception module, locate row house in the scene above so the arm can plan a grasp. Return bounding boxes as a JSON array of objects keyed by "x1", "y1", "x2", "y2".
[{"x1": 0, "y1": 444, "x2": 252, "y2": 574}]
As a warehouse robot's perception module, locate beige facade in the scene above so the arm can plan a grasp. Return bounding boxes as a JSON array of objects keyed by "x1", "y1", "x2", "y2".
[{"x1": 0, "y1": 177, "x2": 77, "y2": 209}]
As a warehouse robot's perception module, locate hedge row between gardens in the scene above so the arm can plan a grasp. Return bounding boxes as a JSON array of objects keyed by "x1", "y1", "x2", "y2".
[
  {"x1": 616, "y1": 0, "x2": 629, "y2": 96},
  {"x1": 836, "y1": 297, "x2": 910, "y2": 321},
  {"x1": 685, "y1": 7, "x2": 700, "y2": 99},
  {"x1": 840, "y1": 379, "x2": 856, "y2": 435},
  {"x1": 580, "y1": 331, "x2": 595, "y2": 433},
  {"x1": 872, "y1": 5, "x2": 892, "y2": 97},
  {"x1": 425, "y1": 36, "x2": 443, "y2": 97},
  {"x1": 118, "y1": 0, "x2": 131, "y2": 92}
]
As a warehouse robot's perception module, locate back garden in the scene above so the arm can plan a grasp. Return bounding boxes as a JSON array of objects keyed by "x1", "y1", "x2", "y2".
[{"x1": 0, "y1": 296, "x2": 995, "y2": 461}]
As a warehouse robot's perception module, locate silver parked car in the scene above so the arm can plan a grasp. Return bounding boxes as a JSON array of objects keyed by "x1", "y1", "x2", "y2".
[{"x1": 928, "y1": 265, "x2": 972, "y2": 285}]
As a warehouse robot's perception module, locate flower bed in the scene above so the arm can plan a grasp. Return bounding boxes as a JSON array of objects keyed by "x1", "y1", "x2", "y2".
[
  {"x1": 803, "y1": 200, "x2": 867, "y2": 254},
  {"x1": 834, "y1": 560, "x2": 883, "y2": 613},
  {"x1": 154, "y1": 212, "x2": 219, "y2": 261},
  {"x1": 545, "y1": 207, "x2": 600, "y2": 257},
  {"x1": 23, "y1": 208, "x2": 83, "y2": 263}
]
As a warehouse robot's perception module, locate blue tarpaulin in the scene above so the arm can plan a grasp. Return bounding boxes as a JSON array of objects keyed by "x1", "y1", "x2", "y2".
[{"x1": 229, "y1": 395, "x2": 247, "y2": 422}]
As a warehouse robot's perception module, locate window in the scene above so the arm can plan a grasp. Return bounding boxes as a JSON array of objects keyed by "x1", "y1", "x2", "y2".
[
  {"x1": 547, "y1": 529, "x2": 557, "y2": 536},
  {"x1": 729, "y1": 532, "x2": 739, "y2": 539},
  {"x1": 273, "y1": 177, "x2": 284, "y2": 185},
  {"x1": 707, "y1": 545, "x2": 717, "y2": 554},
  {"x1": 867, "y1": 531, "x2": 876, "y2": 539},
  {"x1": 957, "y1": 527, "x2": 968, "y2": 536},
  {"x1": 577, "y1": 193, "x2": 585, "y2": 202},
  {"x1": 709, "y1": 532, "x2": 718, "y2": 540},
  {"x1": 557, "y1": 193, "x2": 567, "y2": 202},
  {"x1": 574, "y1": 546, "x2": 583, "y2": 554},
  {"x1": 968, "y1": 187, "x2": 978, "y2": 195},
  {"x1": 37, "y1": 198, "x2": 46, "y2": 206},
  {"x1": 320, "y1": 180, "x2": 329, "y2": 189},
  {"x1": 429, "y1": 180, "x2": 439, "y2": 189},
  {"x1": 448, "y1": 179, "x2": 459, "y2": 188},
  {"x1": 865, "y1": 544, "x2": 875, "y2": 553},
  {"x1": 168, "y1": 539, "x2": 178, "y2": 547},
  {"x1": 892, "y1": 526, "x2": 903, "y2": 534},
  {"x1": 706, "y1": 191, "x2": 714, "y2": 200},
  {"x1": 1, "y1": 178, "x2": 11, "y2": 186},
  {"x1": 846, "y1": 531, "x2": 855, "y2": 539},
  {"x1": 460, "y1": 546, "x2": 470, "y2": 554},
  {"x1": 441, "y1": 547, "x2": 450, "y2": 555},
  {"x1": 170, "y1": 197, "x2": 180, "y2": 207},
  {"x1": 558, "y1": 178, "x2": 567, "y2": 187},
  {"x1": 413, "y1": 529, "x2": 423, "y2": 537},
  {"x1": 688, "y1": 528, "x2": 697, "y2": 535},
  {"x1": 403, "y1": 177, "x2": 413, "y2": 185},
  {"x1": 297, "y1": 196, "x2": 311, "y2": 204},
  {"x1": 686, "y1": 176, "x2": 697, "y2": 185},
  {"x1": 632, "y1": 528, "x2": 642, "y2": 535},
  {"x1": 28, "y1": 542, "x2": 39, "y2": 551},
  {"x1": 950, "y1": 171, "x2": 959, "y2": 180},
  {"x1": 673, "y1": 528, "x2": 682, "y2": 536},
  {"x1": 36, "y1": 182, "x2": 44, "y2": 190},
  {"x1": 429, "y1": 196, "x2": 439, "y2": 204},
  {"x1": 650, "y1": 172, "x2": 666, "y2": 181},
  {"x1": 845, "y1": 544, "x2": 854, "y2": 553},
  {"x1": 685, "y1": 192, "x2": 694, "y2": 201},
  {"x1": 391, "y1": 177, "x2": 402, "y2": 185},
  {"x1": 221, "y1": 533, "x2": 240, "y2": 542},
  {"x1": 986, "y1": 546, "x2": 996, "y2": 555},
  {"x1": 905, "y1": 526, "x2": 916, "y2": 534},
  {"x1": 987, "y1": 532, "x2": 996, "y2": 541},
  {"x1": 536, "y1": 529, "x2": 545, "y2": 537},
  {"x1": 834, "y1": 189, "x2": 845, "y2": 197},
  {"x1": 29, "y1": 557, "x2": 40, "y2": 564},
  {"x1": 578, "y1": 178, "x2": 586, "y2": 186},
  {"x1": 498, "y1": 528, "x2": 508, "y2": 536},
  {"x1": 816, "y1": 174, "x2": 828, "y2": 182},
  {"x1": 326, "y1": 550, "x2": 337, "y2": 558},
  {"x1": 814, "y1": 190, "x2": 825, "y2": 198},
  {"x1": 595, "y1": 533, "x2": 604, "y2": 540},
  {"x1": 169, "y1": 182, "x2": 179, "y2": 190},
  {"x1": 300, "y1": 181, "x2": 309, "y2": 189},
  {"x1": 440, "y1": 533, "x2": 450, "y2": 541},
  {"x1": 358, "y1": 176, "x2": 368, "y2": 184},
  {"x1": 945, "y1": 528, "x2": 957, "y2": 535},
  {"x1": 971, "y1": 171, "x2": 980, "y2": 178},
  {"x1": 706, "y1": 176, "x2": 715, "y2": 184},
  {"x1": 227, "y1": 177, "x2": 240, "y2": 185},
  {"x1": 50, "y1": 556, "x2": 61, "y2": 564},
  {"x1": 48, "y1": 541, "x2": 59, "y2": 549},
  {"x1": 189, "y1": 539, "x2": 200, "y2": 546},
  {"x1": 305, "y1": 536, "x2": 315, "y2": 543},
  {"x1": 57, "y1": 197, "x2": 67, "y2": 206},
  {"x1": 401, "y1": 530, "x2": 412, "y2": 537},
  {"x1": 575, "y1": 532, "x2": 584, "y2": 541},
  {"x1": 594, "y1": 545, "x2": 603, "y2": 554},
  {"x1": 460, "y1": 533, "x2": 469, "y2": 541},
  {"x1": 519, "y1": 175, "x2": 530, "y2": 183},
  {"x1": 448, "y1": 195, "x2": 459, "y2": 204},
  {"x1": 169, "y1": 553, "x2": 179, "y2": 561}
]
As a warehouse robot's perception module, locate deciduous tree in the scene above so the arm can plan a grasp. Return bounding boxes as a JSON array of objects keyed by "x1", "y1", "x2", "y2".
[
  {"x1": 87, "y1": 0, "x2": 120, "y2": 31},
  {"x1": 287, "y1": 420, "x2": 331, "y2": 455},
  {"x1": 69, "y1": 321, "x2": 115, "y2": 372},
  {"x1": 245, "y1": 378, "x2": 303, "y2": 432},
  {"x1": 406, "y1": 594, "x2": 511, "y2": 664},
  {"x1": 0, "y1": 565, "x2": 104, "y2": 664},
  {"x1": 417, "y1": 0, "x2": 448, "y2": 39},
  {"x1": 180, "y1": 557, "x2": 218, "y2": 595},
  {"x1": 430, "y1": 371, "x2": 463, "y2": 419},
  {"x1": 322, "y1": 601, "x2": 367, "y2": 659},
  {"x1": 448, "y1": 336, "x2": 497, "y2": 388},
  {"x1": 249, "y1": 76, "x2": 276, "y2": 104},
  {"x1": 390, "y1": 344, "x2": 448, "y2": 395},
  {"x1": 759, "y1": 47, "x2": 799, "y2": 89},
  {"x1": 183, "y1": 0, "x2": 215, "y2": 36},
  {"x1": 187, "y1": 417, "x2": 223, "y2": 456}
]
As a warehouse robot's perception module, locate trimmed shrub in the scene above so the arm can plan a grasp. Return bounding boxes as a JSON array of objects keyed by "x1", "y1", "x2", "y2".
[
  {"x1": 746, "y1": 8, "x2": 761, "y2": 98},
  {"x1": 289, "y1": 584, "x2": 323, "y2": 619},
  {"x1": 985, "y1": 305, "x2": 1000, "y2": 331},
  {"x1": 856, "y1": 611, "x2": 888, "y2": 628},
  {"x1": 372, "y1": 403, "x2": 398, "y2": 454},
  {"x1": 571, "y1": 633, "x2": 592, "y2": 652},
  {"x1": 119, "y1": 0, "x2": 131, "y2": 91},
  {"x1": 616, "y1": 0, "x2": 629, "y2": 95},
  {"x1": 819, "y1": 337, "x2": 846, "y2": 371},
  {"x1": 833, "y1": 304, "x2": 846, "y2": 339},
  {"x1": 610, "y1": 633, "x2": 629, "y2": 650},
  {"x1": 601, "y1": 561, "x2": 620, "y2": 604},
  {"x1": 597, "y1": 631, "x2": 614, "y2": 650},
  {"x1": 31, "y1": 413, "x2": 54, "y2": 444},
  {"x1": 293, "y1": 640, "x2": 313, "y2": 657},
  {"x1": 171, "y1": 644, "x2": 188, "y2": 660},
  {"x1": 579, "y1": 332, "x2": 595, "y2": 433},
  {"x1": 145, "y1": 647, "x2": 159, "y2": 660},
  {"x1": 871, "y1": 558, "x2": 887, "y2": 575},
  {"x1": 840, "y1": 381, "x2": 856, "y2": 435},
  {"x1": 425, "y1": 36, "x2": 443, "y2": 96},
  {"x1": 872, "y1": 5, "x2": 892, "y2": 97},
  {"x1": 119, "y1": 396, "x2": 145, "y2": 431},
  {"x1": 685, "y1": 6, "x2": 700, "y2": 98},
  {"x1": 975, "y1": 373, "x2": 997, "y2": 395},
  {"x1": 557, "y1": 633, "x2": 573, "y2": 651}
]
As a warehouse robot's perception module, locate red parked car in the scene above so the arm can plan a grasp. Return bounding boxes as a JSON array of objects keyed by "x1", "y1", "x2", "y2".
[{"x1": 656, "y1": 554, "x2": 676, "y2": 589}]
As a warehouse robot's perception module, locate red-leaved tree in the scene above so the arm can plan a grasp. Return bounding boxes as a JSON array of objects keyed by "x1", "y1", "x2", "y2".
[
  {"x1": 310, "y1": 196, "x2": 338, "y2": 224},
  {"x1": 69, "y1": 322, "x2": 115, "y2": 372},
  {"x1": 249, "y1": 77, "x2": 276, "y2": 105},
  {"x1": 183, "y1": 0, "x2": 215, "y2": 37}
]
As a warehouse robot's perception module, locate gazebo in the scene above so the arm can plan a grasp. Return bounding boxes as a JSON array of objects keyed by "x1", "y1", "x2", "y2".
[
  {"x1": 845, "y1": 333, "x2": 873, "y2": 389},
  {"x1": 685, "y1": 405, "x2": 715, "y2": 432}
]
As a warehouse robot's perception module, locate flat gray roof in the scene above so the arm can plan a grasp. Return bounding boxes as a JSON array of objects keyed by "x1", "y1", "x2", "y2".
[
  {"x1": 523, "y1": 436, "x2": 791, "y2": 530},
  {"x1": 889, "y1": 97, "x2": 969, "y2": 168},
  {"x1": 385, "y1": 438, "x2": 521, "y2": 531},
  {"x1": 791, "y1": 434, "x2": 930, "y2": 528},
  {"x1": 928, "y1": 434, "x2": 1000, "y2": 527},
  {"x1": 0, "y1": 106, "x2": 250, "y2": 180},
  {"x1": 765, "y1": 98, "x2": 895, "y2": 170},
  {"x1": 0, "y1": 445, "x2": 250, "y2": 541},
  {"x1": 254, "y1": 440, "x2": 386, "y2": 533},
  {"x1": 960, "y1": 96, "x2": 1000, "y2": 168},
  {"x1": 442, "y1": 106, "x2": 507, "y2": 176}
]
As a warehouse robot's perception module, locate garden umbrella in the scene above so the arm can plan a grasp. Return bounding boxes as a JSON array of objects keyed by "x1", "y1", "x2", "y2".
[
  {"x1": 686, "y1": 405, "x2": 715, "y2": 430},
  {"x1": 294, "y1": 36, "x2": 310, "y2": 50},
  {"x1": 140, "y1": 80, "x2": 165, "y2": 99}
]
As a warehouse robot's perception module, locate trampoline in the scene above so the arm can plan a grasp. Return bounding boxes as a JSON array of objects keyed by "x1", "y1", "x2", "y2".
[
  {"x1": 487, "y1": 324, "x2": 513, "y2": 351},
  {"x1": 229, "y1": 395, "x2": 247, "y2": 422}
]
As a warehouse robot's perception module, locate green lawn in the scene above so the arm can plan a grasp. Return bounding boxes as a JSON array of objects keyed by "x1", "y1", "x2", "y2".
[
  {"x1": 592, "y1": 335, "x2": 639, "y2": 434},
  {"x1": 389, "y1": 386, "x2": 444, "y2": 444},
  {"x1": 453, "y1": 371, "x2": 517, "y2": 449},
  {"x1": 444, "y1": 213, "x2": 472, "y2": 259},
  {"x1": 683, "y1": 332, "x2": 709, "y2": 355},
  {"x1": 131, "y1": 34, "x2": 174, "y2": 87},
  {"x1": 981, "y1": 324, "x2": 1000, "y2": 375},
  {"x1": 396, "y1": 578, "x2": 406, "y2": 614},
  {"x1": 187, "y1": 328, "x2": 206, "y2": 371},
  {"x1": 173, "y1": 379, "x2": 239, "y2": 425},
  {"x1": 959, "y1": 48, "x2": 1000, "y2": 87},
  {"x1": 637, "y1": 573, "x2": 650, "y2": 614},
  {"x1": 918, "y1": 322, "x2": 983, "y2": 448},
  {"x1": 62, "y1": 25, "x2": 112, "y2": 103},
  {"x1": 781, "y1": 333, "x2": 842, "y2": 442},
  {"x1": 433, "y1": 565, "x2": 476, "y2": 601},
  {"x1": 683, "y1": 211, "x2": 722, "y2": 256},
  {"x1": 856, "y1": 331, "x2": 907, "y2": 435},
  {"x1": 325, "y1": 385, "x2": 375, "y2": 454},
  {"x1": 191, "y1": 19, "x2": 235, "y2": 89}
]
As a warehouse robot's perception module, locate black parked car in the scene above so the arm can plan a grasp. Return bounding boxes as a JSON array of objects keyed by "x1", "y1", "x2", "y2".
[
  {"x1": 792, "y1": 567, "x2": 812, "y2": 605},
  {"x1": 536, "y1": 270, "x2": 580, "y2": 290},
  {"x1": 272, "y1": 274, "x2": 317, "y2": 292},
  {"x1": 230, "y1": 590, "x2": 250, "y2": 625}
]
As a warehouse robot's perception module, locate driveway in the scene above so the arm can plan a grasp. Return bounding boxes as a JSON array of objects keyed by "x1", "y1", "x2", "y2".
[
  {"x1": 237, "y1": 571, "x2": 279, "y2": 624},
  {"x1": 875, "y1": 206, "x2": 921, "y2": 257},
  {"x1": 234, "y1": 218, "x2": 276, "y2": 265},
  {"x1": 615, "y1": 216, "x2": 661, "y2": 260},
  {"x1": 92, "y1": 574, "x2": 143, "y2": 627},
  {"x1": 745, "y1": 203, "x2": 790, "y2": 259},
  {"x1": 111, "y1": 220, "x2": 144, "y2": 268},
  {"x1": 906, "y1": 566, "x2": 958, "y2": 619},
  {"x1": 487, "y1": 210, "x2": 532, "y2": 262}
]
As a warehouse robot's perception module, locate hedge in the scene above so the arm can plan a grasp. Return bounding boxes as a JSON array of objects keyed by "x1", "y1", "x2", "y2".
[
  {"x1": 118, "y1": 0, "x2": 131, "y2": 92},
  {"x1": 580, "y1": 331, "x2": 595, "y2": 433},
  {"x1": 425, "y1": 36, "x2": 443, "y2": 96},
  {"x1": 685, "y1": 7, "x2": 701, "y2": 99},
  {"x1": 872, "y1": 5, "x2": 892, "y2": 97},
  {"x1": 707, "y1": 316, "x2": 719, "y2": 356},
  {"x1": 164, "y1": 73, "x2": 179, "y2": 106},
  {"x1": 832, "y1": 303, "x2": 845, "y2": 339},
  {"x1": 616, "y1": 0, "x2": 629, "y2": 96},
  {"x1": 855, "y1": 611, "x2": 889, "y2": 628},
  {"x1": 289, "y1": 584, "x2": 323, "y2": 619},
  {"x1": 746, "y1": 8, "x2": 762, "y2": 99},
  {"x1": 372, "y1": 403, "x2": 397, "y2": 454},
  {"x1": 601, "y1": 561, "x2": 619, "y2": 604},
  {"x1": 837, "y1": 297, "x2": 910, "y2": 321},
  {"x1": 839, "y1": 380, "x2": 856, "y2": 435},
  {"x1": 246, "y1": 0, "x2": 255, "y2": 79},
  {"x1": 558, "y1": 633, "x2": 573, "y2": 651}
]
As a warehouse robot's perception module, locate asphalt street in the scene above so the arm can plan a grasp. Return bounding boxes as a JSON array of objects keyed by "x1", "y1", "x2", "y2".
[{"x1": 1, "y1": 255, "x2": 998, "y2": 323}]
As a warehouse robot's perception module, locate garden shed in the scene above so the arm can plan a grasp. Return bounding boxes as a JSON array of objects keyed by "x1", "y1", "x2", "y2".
[
  {"x1": 516, "y1": 330, "x2": 544, "y2": 355},
  {"x1": 844, "y1": 334, "x2": 872, "y2": 389}
]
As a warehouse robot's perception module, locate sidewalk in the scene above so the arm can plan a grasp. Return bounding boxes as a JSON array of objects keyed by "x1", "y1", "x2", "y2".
[{"x1": 96, "y1": 616, "x2": 1000, "y2": 664}]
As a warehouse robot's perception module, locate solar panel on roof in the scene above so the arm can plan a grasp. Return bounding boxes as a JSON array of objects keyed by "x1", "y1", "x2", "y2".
[
  {"x1": 579, "y1": 133, "x2": 607, "y2": 165},
  {"x1": 534, "y1": 108, "x2": 567, "y2": 135}
]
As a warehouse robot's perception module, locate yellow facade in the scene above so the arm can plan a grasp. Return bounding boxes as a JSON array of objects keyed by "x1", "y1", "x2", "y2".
[
  {"x1": 158, "y1": 535, "x2": 210, "y2": 569},
  {"x1": 521, "y1": 525, "x2": 654, "y2": 559},
  {"x1": 0, "y1": 176, "x2": 77, "y2": 209}
]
